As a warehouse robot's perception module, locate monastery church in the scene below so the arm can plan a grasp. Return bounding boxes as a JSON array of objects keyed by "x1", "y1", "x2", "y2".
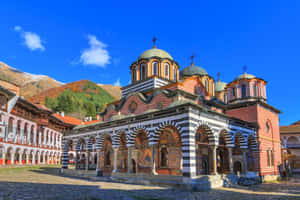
[{"x1": 61, "y1": 41, "x2": 281, "y2": 188}]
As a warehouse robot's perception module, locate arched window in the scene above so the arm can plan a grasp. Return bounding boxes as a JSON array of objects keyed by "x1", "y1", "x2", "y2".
[
  {"x1": 173, "y1": 66, "x2": 177, "y2": 81},
  {"x1": 140, "y1": 64, "x2": 147, "y2": 80},
  {"x1": 164, "y1": 63, "x2": 169, "y2": 79},
  {"x1": 128, "y1": 101, "x2": 137, "y2": 114},
  {"x1": 205, "y1": 79, "x2": 209, "y2": 92},
  {"x1": 132, "y1": 68, "x2": 136, "y2": 83},
  {"x1": 253, "y1": 83, "x2": 257, "y2": 96},
  {"x1": 8, "y1": 117, "x2": 13, "y2": 133},
  {"x1": 160, "y1": 147, "x2": 168, "y2": 167},
  {"x1": 223, "y1": 93, "x2": 227, "y2": 103},
  {"x1": 152, "y1": 62, "x2": 159, "y2": 76},
  {"x1": 266, "y1": 122, "x2": 270, "y2": 133},
  {"x1": 241, "y1": 84, "x2": 247, "y2": 98},
  {"x1": 232, "y1": 88, "x2": 236, "y2": 98}
]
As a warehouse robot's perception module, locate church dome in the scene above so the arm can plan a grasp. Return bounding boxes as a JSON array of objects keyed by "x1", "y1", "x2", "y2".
[
  {"x1": 138, "y1": 48, "x2": 173, "y2": 60},
  {"x1": 215, "y1": 81, "x2": 227, "y2": 92},
  {"x1": 234, "y1": 73, "x2": 256, "y2": 81},
  {"x1": 180, "y1": 65, "x2": 208, "y2": 77}
]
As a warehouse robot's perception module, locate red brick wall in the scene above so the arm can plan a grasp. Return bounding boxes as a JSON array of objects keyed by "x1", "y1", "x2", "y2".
[{"x1": 226, "y1": 104, "x2": 281, "y2": 176}]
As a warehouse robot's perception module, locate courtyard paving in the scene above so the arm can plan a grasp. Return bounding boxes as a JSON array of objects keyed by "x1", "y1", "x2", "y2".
[{"x1": 0, "y1": 165, "x2": 299, "y2": 200}]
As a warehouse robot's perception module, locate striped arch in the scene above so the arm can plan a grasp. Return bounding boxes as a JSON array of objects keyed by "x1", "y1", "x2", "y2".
[
  {"x1": 151, "y1": 120, "x2": 182, "y2": 145},
  {"x1": 247, "y1": 134, "x2": 258, "y2": 150},
  {"x1": 234, "y1": 132, "x2": 247, "y2": 148},
  {"x1": 127, "y1": 125, "x2": 150, "y2": 147},
  {"x1": 112, "y1": 129, "x2": 127, "y2": 148},
  {"x1": 99, "y1": 133, "x2": 113, "y2": 150},
  {"x1": 195, "y1": 122, "x2": 216, "y2": 145},
  {"x1": 218, "y1": 129, "x2": 234, "y2": 147}
]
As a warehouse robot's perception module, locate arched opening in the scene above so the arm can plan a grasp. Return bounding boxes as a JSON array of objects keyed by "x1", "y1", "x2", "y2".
[
  {"x1": 131, "y1": 159, "x2": 136, "y2": 173},
  {"x1": 0, "y1": 145, "x2": 3, "y2": 165},
  {"x1": 68, "y1": 153, "x2": 74, "y2": 164},
  {"x1": 233, "y1": 161, "x2": 242, "y2": 174},
  {"x1": 195, "y1": 126, "x2": 211, "y2": 175},
  {"x1": 24, "y1": 123, "x2": 28, "y2": 144},
  {"x1": 77, "y1": 138, "x2": 86, "y2": 169},
  {"x1": 16, "y1": 120, "x2": 21, "y2": 144},
  {"x1": 30, "y1": 125, "x2": 35, "y2": 145},
  {"x1": 140, "y1": 64, "x2": 147, "y2": 80},
  {"x1": 241, "y1": 84, "x2": 247, "y2": 98},
  {"x1": 232, "y1": 133, "x2": 244, "y2": 175},
  {"x1": 205, "y1": 79, "x2": 209, "y2": 93},
  {"x1": 157, "y1": 126, "x2": 182, "y2": 175},
  {"x1": 247, "y1": 135, "x2": 256, "y2": 172},
  {"x1": 117, "y1": 132, "x2": 128, "y2": 172},
  {"x1": 152, "y1": 62, "x2": 159, "y2": 76},
  {"x1": 5, "y1": 147, "x2": 13, "y2": 165},
  {"x1": 8, "y1": 117, "x2": 13, "y2": 134},
  {"x1": 22, "y1": 150, "x2": 26, "y2": 164},
  {"x1": 164, "y1": 63, "x2": 169, "y2": 79},
  {"x1": 134, "y1": 130, "x2": 151, "y2": 173},
  {"x1": 102, "y1": 135, "x2": 113, "y2": 174},
  {"x1": 29, "y1": 151, "x2": 33, "y2": 164},
  {"x1": 217, "y1": 132, "x2": 230, "y2": 174},
  {"x1": 15, "y1": 149, "x2": 21, "y2": 164}
]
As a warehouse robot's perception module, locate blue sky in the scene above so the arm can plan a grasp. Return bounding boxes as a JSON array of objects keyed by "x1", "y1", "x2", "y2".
[{"x1": 0, "y1": 0, "x2": 299, "y2": 125}]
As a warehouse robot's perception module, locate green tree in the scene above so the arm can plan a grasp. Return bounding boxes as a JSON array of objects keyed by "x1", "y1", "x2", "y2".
[{"x1": 56, "y1": 90, "x2": 75, "y2": 113}]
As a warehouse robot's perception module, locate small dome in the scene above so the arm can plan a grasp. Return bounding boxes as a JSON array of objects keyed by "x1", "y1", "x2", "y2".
[
  {"x1": 215, "y1": 81, "x2": 227, "y2": 92},
  {"x1": 138, "y1": 48, "x2": 173, "y2": 60},
  {"x1": 234, "y1": 73, "x2": 256, "y2": 81},
  {"x1": 180, "y1": 65, "x2": 208, "y2": 77}
]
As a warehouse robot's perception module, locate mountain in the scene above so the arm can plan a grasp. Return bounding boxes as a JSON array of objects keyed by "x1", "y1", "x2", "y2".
[
  {"x1": 28, "y1": 80, "x2": 116, "y2": 119},
  {"x1": 0, "y1": 62, "x2": 62, "y2": 98},
  {"x1": 98, "y1": 84, "x2": 122, "y2": 100}
]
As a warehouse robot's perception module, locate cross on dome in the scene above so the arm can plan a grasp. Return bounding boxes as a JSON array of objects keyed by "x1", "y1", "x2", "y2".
[
  {"x1": 190, "y1": 52, "x2": 195, "y2": 66},
  {"x1": 152, "y1": 36, "x2": 157, "y2": 49}
]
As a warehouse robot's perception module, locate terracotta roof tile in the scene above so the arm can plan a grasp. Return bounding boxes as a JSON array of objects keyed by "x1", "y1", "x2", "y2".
[
  {"x1": 280, "y1": 125, "x2": 300, "y2": 133},
  {"x1": 84, "y1": 120, "x2": 101, "y2": 125},
  {"x1": 52, "y1": 113, "x2": 82, "y2": 125}
]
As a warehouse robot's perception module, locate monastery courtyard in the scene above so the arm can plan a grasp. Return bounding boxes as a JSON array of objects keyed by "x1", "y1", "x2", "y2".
[{"x1": 0, "y1": 166, "x2": 298, "y2": 200}]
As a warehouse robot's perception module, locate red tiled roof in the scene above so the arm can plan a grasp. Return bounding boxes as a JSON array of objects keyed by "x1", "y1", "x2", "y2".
[
  {"x1": 84, "y1": 120, "x2": 101, "y2": 125},
  {"x1": 52, "y1": 113, "x2": 82, "y2": 125},
  {"x1": 280, "y1": 125, "x2": 300, "y2": 134}
]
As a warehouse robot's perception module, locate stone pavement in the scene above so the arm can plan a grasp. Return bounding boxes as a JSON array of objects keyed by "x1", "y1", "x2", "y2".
[{"x1": 0, "y1": 166, "x2": 300, "y2": 200}]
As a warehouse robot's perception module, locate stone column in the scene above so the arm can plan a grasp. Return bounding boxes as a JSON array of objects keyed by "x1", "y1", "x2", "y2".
[
  {"x1": 32, "y1": 154, "x2": 35, "y2": 165},
  {"x1": 2, "y1": 152, "x2": 6, "y2": 166},
  {"x1": 20, "y1": 128, "x2": 24, "y2": 144},
  {"x1": 151, "y1": 145, "x2": 157, "y2": 175},
  {"x1": 26, "y1": 153, "x2": 29, "y2": 164},
  {"x1": 242, "y1": 149, "x2": 248, "y2": 175},
  {"x1": 113, "y1": 148, "x2": 118, "y2": 173},
  {"x1": 19, "y1": 153, "x2": 22, "y2": 165},
  {"x1": 127, "y1": 147, "x2": 133, "y2": 173},
  {"x1": 96, "y1": 150, "x2": 102, "y2": 175},
  {"x1": 228, "y1": 147, "x2": 233, "y2": 173},
  {"x1": 11, "y1": 153, "x2": 15, "y2": 165},
  {"x1": 85, "y1": 151, "x2": 90, "y2": 171},
  {"x1": 210, "y1": 146, "x2": 217, "y2": 175}
]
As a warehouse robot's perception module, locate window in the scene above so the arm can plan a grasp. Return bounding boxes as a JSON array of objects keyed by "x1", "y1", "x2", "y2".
[
  {"x1": 232, "y1": 88, "x2": 236, "y2": 98},
  {"x1": 160, "y1": 147, "x2": 168, "y2": 167},
  {"x1": 164, "y1": 63, "x2": 169, "y2": 79},
  {"x1": 140, "y1": 64, "x2": 146, "y2": 80},
  {"x1": 205, "y1": 79, "x2": 209, "y2": 92},
  {"x1": 253, "y1": 84, "x2": 257, "y2": 96},
  {"x1": 266, "y1": 122, "x2": 270, "y2": 133},
  {"x1": 241, "y1": 84, "x2": 247, "y2": 98},
  {"x1": 223, "y1": 93, "x2": 227, "y2": 103},
  {"x1": 152, "y1": 62, "x2": 159, "y2": 76},
  {"x1": 173, "y1": 67, "x2": 177, "y2": 81},
  {"x1": 156, "y1": 102, "x2": 163, "y2": 110},
  {"x1": 128, "y1": 101, "x2": 137, "y2": 113},
  {"x1": 267, "y1": 149, "x2": 274, "y2": 167},
  {"x1": 132, "y1": 69, "x2": 136, "y2": 82}
]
